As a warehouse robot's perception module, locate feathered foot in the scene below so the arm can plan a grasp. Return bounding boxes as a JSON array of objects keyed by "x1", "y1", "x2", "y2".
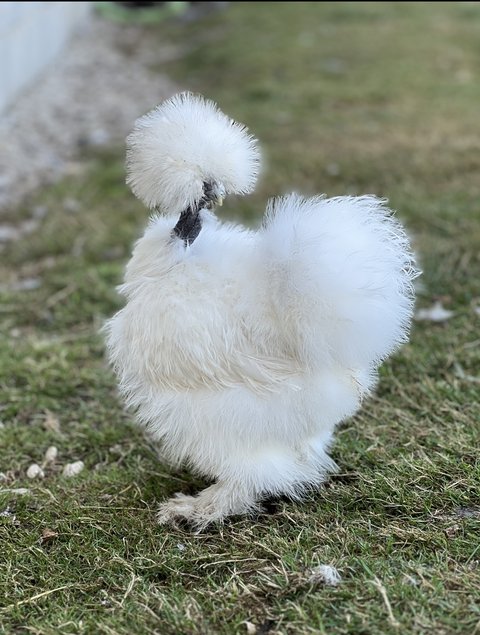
[{"x1": 157, "y1": 481, "x2": 259, "y2": 529}]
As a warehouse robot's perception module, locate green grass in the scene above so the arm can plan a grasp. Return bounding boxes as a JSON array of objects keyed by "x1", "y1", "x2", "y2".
[{"x1": 1, "y1": 2, "x2": 480, "y2": 633}]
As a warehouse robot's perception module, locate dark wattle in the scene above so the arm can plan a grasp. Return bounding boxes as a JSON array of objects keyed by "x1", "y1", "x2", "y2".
[{"x1": 173, "y1": 207, "x2": 202, "y2": 245}]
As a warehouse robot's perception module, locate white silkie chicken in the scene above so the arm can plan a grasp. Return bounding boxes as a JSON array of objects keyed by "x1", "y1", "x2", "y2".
[{"x1": 105, "y1": 93, "x2": 418, "y2": 528}]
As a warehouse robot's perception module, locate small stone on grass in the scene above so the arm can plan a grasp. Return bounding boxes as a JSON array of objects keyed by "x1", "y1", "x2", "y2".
[
  {"x1": 416, "y1": 301, "x2": 454, "y2": 322},
  {"x1": 62, "y1": 461, "x2": 85, "y2": 477},
  {"x1": 308, "y1": 564, "x2": 342, "y2": 586},
  {"x1": 27, "y1": 464, "x2": 45, "y2": 479},
  {"x1": 44, "y1": 446, "x2": 58, "y2": 464}
]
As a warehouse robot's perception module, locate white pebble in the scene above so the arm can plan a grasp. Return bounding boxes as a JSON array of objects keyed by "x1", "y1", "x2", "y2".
[
  {"x1": 11, "y1": 277, "x2": 42, "y2": 292},
  {"x1": 44, "y1": 446, "x2": 58, "y2": 463},
  {"x1": 308, "y1": 564, "x2": 342, "y2": 586},
  {"x1": 416, "y1": 301, "x2": 454, "y2": 322},
  {"x1": 62, "y1": 461, "x2": 84, "y2": 477},
  {"x1": 26, "y1": 464, "x2": 45, "y2": 479},
  {"x1": 326, "y1": 162, "x2": 341, "y2": 176}
]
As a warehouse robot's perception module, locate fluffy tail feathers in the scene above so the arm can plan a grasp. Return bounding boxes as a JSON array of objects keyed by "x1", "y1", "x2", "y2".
[{"x1": 260, "y1": 194, "x2": 419, "y2": 369}]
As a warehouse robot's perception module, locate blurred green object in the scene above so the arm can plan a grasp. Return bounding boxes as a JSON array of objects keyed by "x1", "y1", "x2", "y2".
[{"x1": 95, "y1": 1, "x2": 188, "y2": 24}]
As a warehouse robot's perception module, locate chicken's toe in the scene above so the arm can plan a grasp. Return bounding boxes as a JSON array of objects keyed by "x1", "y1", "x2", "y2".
[
  {"x1": 156, "y1": 493, "x2": 197, "y2": 524},
  {"x1": 156, "y1": 482, "x2": 257, "y2": 529}
]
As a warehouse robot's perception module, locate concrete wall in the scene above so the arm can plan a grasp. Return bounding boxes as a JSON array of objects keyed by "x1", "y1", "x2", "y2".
[{"x1": 0, "y1": 2, "x2": 91, "y2": 114}]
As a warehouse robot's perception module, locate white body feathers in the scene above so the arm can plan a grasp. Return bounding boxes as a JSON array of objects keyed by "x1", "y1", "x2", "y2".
[{"x1": 105, "y1": 94, "x2": 418, "y2": 526}]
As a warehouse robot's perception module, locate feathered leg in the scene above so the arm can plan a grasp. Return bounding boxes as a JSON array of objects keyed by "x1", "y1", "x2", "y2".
[{"x1": 157, "y1": 481, "x2": 259, "y2": 529}]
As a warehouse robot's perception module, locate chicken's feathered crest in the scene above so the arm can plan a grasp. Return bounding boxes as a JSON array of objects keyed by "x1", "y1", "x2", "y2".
[{"x1": 126, "y1": 93, "x2": 260, "y2": 213}]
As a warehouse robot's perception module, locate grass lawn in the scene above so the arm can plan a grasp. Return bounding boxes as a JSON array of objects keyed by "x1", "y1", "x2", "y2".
[{"x1": 1, "y1": 2, "x2": 479, "y2": 633}]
